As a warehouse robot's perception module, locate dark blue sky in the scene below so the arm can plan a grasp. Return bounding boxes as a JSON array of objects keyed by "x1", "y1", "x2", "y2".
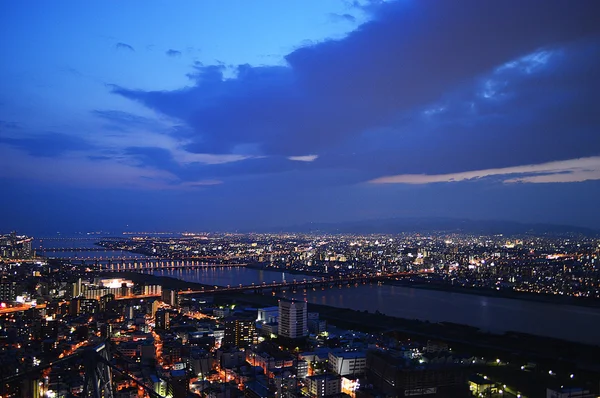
[{"x1": 1, "y1": 0, "x2": 600, "y2": 234}]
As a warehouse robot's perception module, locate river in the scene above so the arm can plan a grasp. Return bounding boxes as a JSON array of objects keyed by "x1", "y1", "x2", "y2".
[
  {"x1": 153, "y1": 268, "x2": 600, "y2": 346},
  {"x1": 277, "y1": 283, "x2": 600, "y2": 346},
  {"x1": 151, "y1": 267, "x2": 311, "y2": 288}
]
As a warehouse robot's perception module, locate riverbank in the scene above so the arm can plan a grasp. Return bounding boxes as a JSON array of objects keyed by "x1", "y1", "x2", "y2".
[
  {"x1": 220, "y1": 292, "x2": 600, "y2": 374},
  {"x1": 388, "y1": 280, "x2": 600, "y2": 308},
  {"x1": 94, "y1": 271, "x2": 600, "y2": 371}
]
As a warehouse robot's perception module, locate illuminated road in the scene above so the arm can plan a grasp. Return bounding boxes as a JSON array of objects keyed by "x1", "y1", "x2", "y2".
[{"x1": 0, "y1": 303, "x2": 46, "y2": 315}]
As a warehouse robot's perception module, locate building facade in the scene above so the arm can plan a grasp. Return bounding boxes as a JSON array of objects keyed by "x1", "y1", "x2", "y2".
[{"x1": 278, "y1": 300, "x2": 307, "y2": 339}]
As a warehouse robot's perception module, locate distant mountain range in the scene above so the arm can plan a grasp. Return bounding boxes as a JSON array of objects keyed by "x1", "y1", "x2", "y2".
[{"x1": 265, "y1": 217, "x2": 599, "y2": 236}]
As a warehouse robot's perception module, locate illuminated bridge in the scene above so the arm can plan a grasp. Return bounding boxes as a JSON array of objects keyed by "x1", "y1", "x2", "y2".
[
  {"x1": 75, "y1": 258, "x2": 249, "y2": 271},
  {"x1": 180, "y1": 271, "x2": 424, "y2": 294},
  {"x1": 114, "y1": 271, "x2": 427, "y2": 301},
  {"x1": 39, "y1": 247, "x2": 127, "y2": 252}
]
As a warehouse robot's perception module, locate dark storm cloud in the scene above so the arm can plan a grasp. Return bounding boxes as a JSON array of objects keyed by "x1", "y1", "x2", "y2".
[
  {"x1": 111, "y1": 0, "x2": 600, "y2": 185},
  {"x1": 115, "y1": 42, "x2": 135, "y2": 51},
  {"x1": 362, "y1": 39, "x2": 600, "y2": 177},
  {"x1": 0, "y1": 132, "x2": 95, "y2": 157},
  {"x1": 166, "y1": 49, "x2": 182, "y2": 57}
]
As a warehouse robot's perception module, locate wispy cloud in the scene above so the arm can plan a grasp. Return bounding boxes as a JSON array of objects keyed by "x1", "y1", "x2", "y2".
[
  {"x1": 0, "y1": 145, "x2": 223, "y2": 191},
  {"x1": 0, "y1": 132, "x2": 95, "y2": 157},
  {"x1": 329, "y1": 13, "x2": 357, "y2": 23},
  {"x1": 165, "y1": 49, "x2": 182, "y2": 57},
  {"x1": 181, "y1": 179, "x2": 223, "y2": 188},
  {"x1": 92, "y1": 109, "x2": 157, "y2": 130},
  {"x1": 369, "y1": 157, "x2": 600, "y2": 184},
  {"x1": 179, "y1": 152, "x2": 255, "y2": 165},
  {"x1": 288, "y1": 155, "x2": 318, "y2": 162},
  {"x1": 115, "y1": 42, "x2": 135, "y2": 51}
]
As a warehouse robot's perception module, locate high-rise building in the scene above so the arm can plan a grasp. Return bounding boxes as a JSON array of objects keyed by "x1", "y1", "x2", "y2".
[
  {"x1": 223, "y1": 317, "x2": 256, "y2": 347},
  {"x1": 0, "y1": 233, "x2": 33, "y2": 259},
  {"x1": 155, "y1": 309, "x2": 170, "y2": 330},
  {"x1": 41, "y1": 319, "x2": 59, "y2": 340},
  {"x1": 99, "y1": 293, "x2": 115, "y2": 312},
  {"x1": 70, "y1": 297, "x2": 98, "y2": 316},
  {"x1": 100, "y1": 323, "x2": 113, "y2": 338},
  {"x1": 151, "y1": 375, "x2": 173, "y2": 398},
  {"x1": 125, "y1": 305, "x2": 135, "y2": 320},
  {"x1": 0, "y1": 281, "x2": 18, "y2": 302},
  {"x1": 71, "y1": 278, "x2": 82, "y2": 298},
  {"x1": 162, "y1": 289, "x2": 179, "y2": 307},
  {"x1": 143, "y1": 284, "x2": 162, "y2": 296},
  {"x1": 278, "y1": 299, "x2": 308, "y2": 339},
  {"x1": 151, "y1": 300, "x2": 161, "y2": 318}
]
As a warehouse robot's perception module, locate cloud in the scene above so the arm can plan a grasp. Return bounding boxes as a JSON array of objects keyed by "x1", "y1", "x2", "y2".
[
  {"x1": 288, "y1": 155, "x2": 318, "y2": 162},
  {"x1": 0, "y1": 132, "x2": 95, "y2": 157},
  {"x1": 115, "y1": 42, "x2": 135, "y2": 51},
  {"x1": 112, "y1": 0, "x2": 600, "y2": 163},
  {"x1": 92, "y1": 109, "x2": 158, "y2": 130},
  {"x1": 0, "y1": 143, "x2": 223, "y2": 191},
  {"x1": 369, "y1": 157, "x2": 600, "y2": 185},
  {"x1": 123, "y1": 145, "x2": 257, "y2": 185},
  {"x1": 329, "y1": 13, "x2": 357, "y2": 23},
  {"x1": 181, "y1": 152, "x2": 255, "y2": 165},
  {"x1": 181, "y1": 179, "x2": 223, "y2": 187},
  {"x1": 166, "y1": 49, "x2": 182, "y2": 57}
]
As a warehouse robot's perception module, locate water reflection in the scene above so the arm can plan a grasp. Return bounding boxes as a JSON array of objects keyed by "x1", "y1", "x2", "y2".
[
  {"x1": 152, "y1": 267, "x2": 311, "y2": 288},
  {"x1": 278, "y1": 284, "x2": 600, "y2": 346}
]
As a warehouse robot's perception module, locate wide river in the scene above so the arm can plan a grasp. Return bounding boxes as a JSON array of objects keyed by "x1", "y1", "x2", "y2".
[
  {"x1": 154, "y1": 268, "x2": 600, "y2": 346},
  {"x1": 151, "y1": 267, "x2": 309, "y2": 288}
]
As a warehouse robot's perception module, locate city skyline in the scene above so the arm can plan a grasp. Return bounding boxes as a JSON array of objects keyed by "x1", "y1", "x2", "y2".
[{"x1": 2, "y1": 0, "x2": 600, "y2": 233}]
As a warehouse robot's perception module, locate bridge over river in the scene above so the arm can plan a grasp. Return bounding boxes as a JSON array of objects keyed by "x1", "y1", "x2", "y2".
[
  {"x1": 114, "y1": 271, "x2": 426, "y2": 301},
  {"x1": 69, "y1": 258, "x2": 248, "y2": 271}
]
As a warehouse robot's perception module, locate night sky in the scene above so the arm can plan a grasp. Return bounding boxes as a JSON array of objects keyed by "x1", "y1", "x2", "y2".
[{"x1": 1, "y1": 0, "x2": 600, "y2": 234}]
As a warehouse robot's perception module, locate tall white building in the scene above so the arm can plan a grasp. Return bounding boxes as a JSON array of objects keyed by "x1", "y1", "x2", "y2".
[{"x1": 278, "y1": 299, "x2": 308, "y2": 339}]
